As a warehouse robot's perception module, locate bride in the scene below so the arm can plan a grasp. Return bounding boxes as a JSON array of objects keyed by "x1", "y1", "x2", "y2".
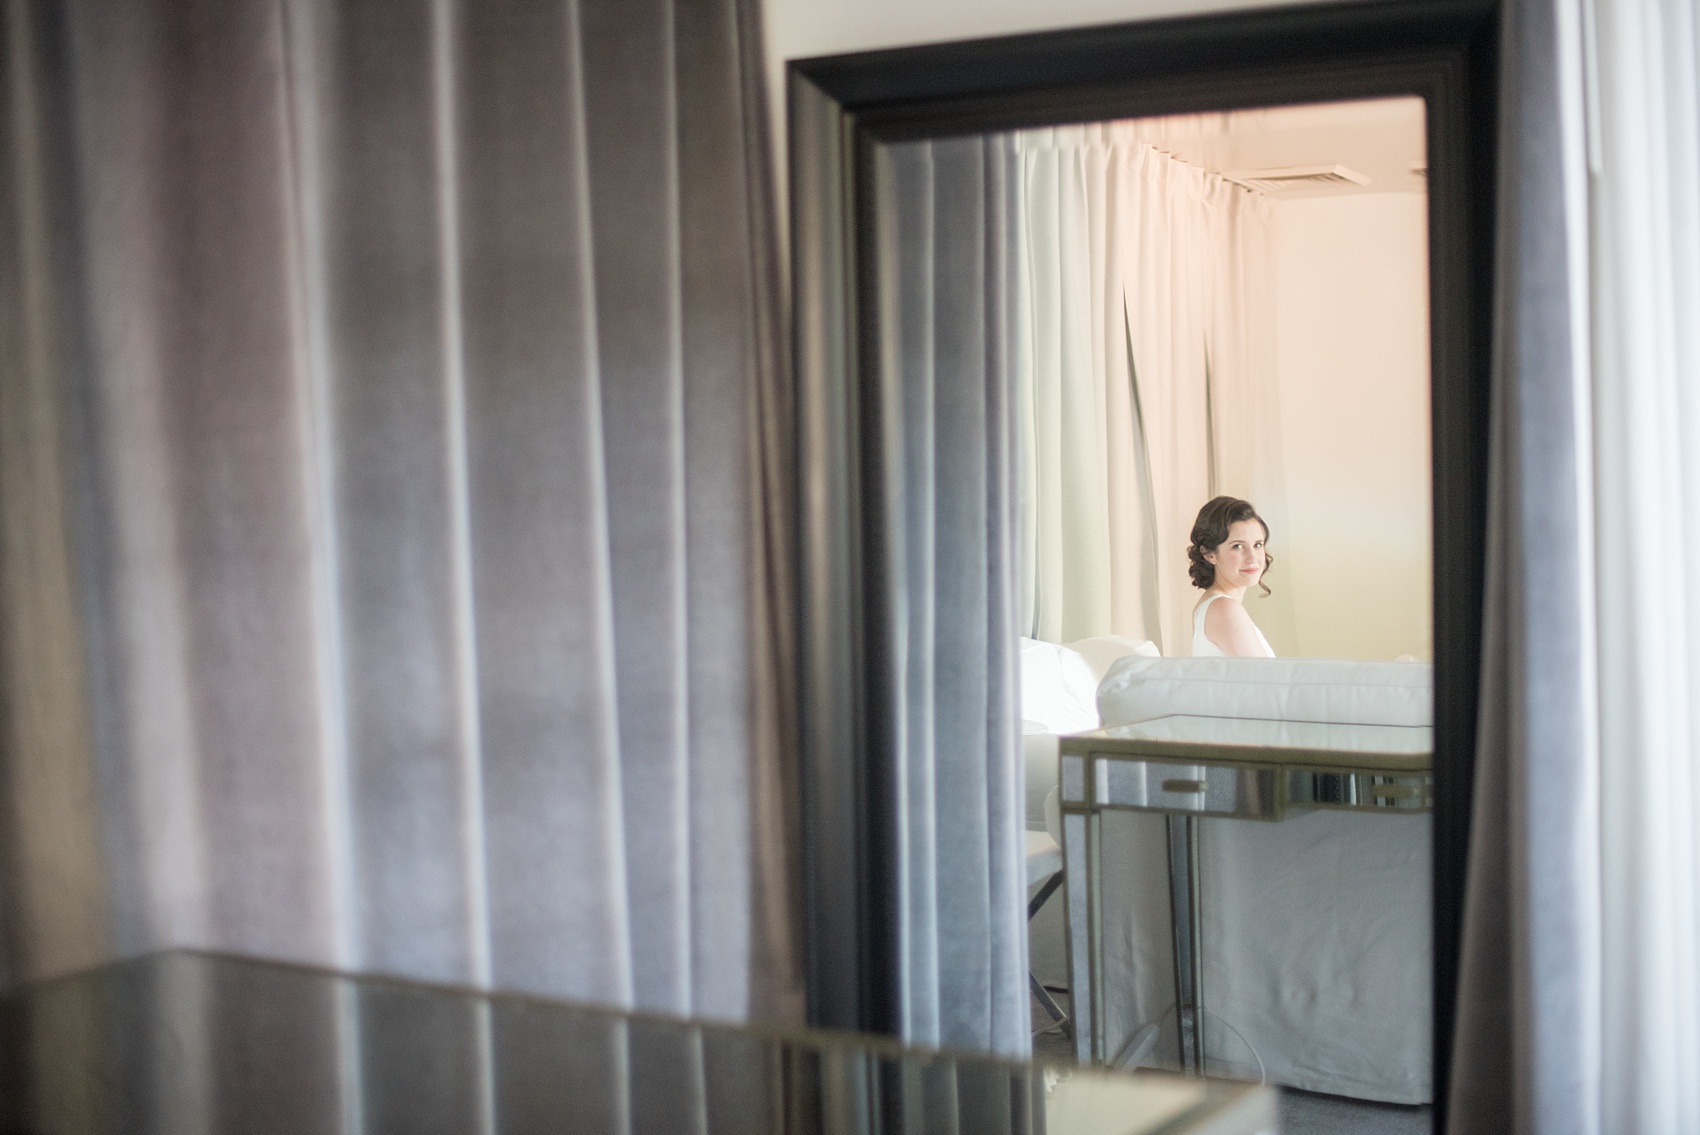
[{"x1": 1188, "y1": 495, "x2": 1276, "y2": 658}]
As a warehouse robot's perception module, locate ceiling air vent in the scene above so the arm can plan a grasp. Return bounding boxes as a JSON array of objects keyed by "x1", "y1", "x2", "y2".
[{"x1": 1223, "y1": 164, "x2": 1372, "y2": 194}]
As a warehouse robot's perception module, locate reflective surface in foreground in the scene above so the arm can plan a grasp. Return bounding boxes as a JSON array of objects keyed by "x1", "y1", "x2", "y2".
[{"x1": 0, "y1": 951, "x2": 1271, "y2": 1135}]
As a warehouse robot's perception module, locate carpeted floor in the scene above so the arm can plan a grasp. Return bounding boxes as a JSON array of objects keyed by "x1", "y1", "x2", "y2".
[
  {"x1": 1278, "y1": 1088, "x2": 1430, "y2": 1135},
  {"x1": 1030, "y1": 990, "x2": 1433, "y2": 1133},
  {"x1": 1029, "y1": 990, "x2": 1075, "y2": 1064}
]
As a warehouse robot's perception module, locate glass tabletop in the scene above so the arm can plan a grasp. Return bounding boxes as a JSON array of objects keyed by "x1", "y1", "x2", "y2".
[
  {"x1": 1068, "y1": 714, "x2": 1433, "y2": 763},
  {"x1": 0, "y1": 950, "x2": 1273, "y2": 1135}
]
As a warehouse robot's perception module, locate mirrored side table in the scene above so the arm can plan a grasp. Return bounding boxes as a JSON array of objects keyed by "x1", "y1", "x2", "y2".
[{"x1": 1057, "y1": 715, "x2": 1433, "y2": 1071}]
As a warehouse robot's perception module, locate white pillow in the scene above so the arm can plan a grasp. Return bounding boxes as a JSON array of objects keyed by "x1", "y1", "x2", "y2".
[
  {"x1": 1018, "y1": 638, "x2": 1101, "y2": 828},
  {"x1": 1097, "y1": 655, "x2": 1432, "y2": 729},
  {"x1": 1018, "y1": 637, "x2": 1101, "y2": 735},
  {"x1": 1063, "y1": 634, "x2": 1161, "y2": 682}
]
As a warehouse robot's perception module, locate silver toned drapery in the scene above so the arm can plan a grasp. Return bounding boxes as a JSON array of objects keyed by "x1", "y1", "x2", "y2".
[
  {"x1": 878, "y1": 134, "x2": 1028, "y2": 1057},
  {"x1": 1447, "y1": 0, "x2": 1596, "y2": 1129},
  {"x1": 0, "y1": 0, "x2": 800, "y2": 1027}
]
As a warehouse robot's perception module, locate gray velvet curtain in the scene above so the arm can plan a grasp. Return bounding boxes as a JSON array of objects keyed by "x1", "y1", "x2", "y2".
[
  {"x1": 1447, "y1": 0, "x2": 1595, "y2": 1129},
  {"x1": 0, "y1": 0, "x2": 800, "y2": 1026},
  {"x1": 879, "y1": 134, "x2": 1027, "y2": 1057}
]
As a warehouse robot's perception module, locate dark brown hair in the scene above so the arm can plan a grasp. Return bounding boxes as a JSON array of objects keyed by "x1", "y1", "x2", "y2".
[{"x1": 1187, "y1": 496, "x2": 1273, "y2": 595}]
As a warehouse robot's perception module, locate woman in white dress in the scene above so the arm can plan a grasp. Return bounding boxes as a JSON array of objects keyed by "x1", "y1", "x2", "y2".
[{"x1": 1187, "y1": 495, "x2": 1276, "y2": 658}]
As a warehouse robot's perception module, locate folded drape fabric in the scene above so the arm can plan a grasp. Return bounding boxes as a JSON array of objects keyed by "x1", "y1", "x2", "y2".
[
  {"x1": 0, "y1": 0, "x2": 800, "y2": 1027},
  {"x1": 1012, "y1": 127, "x2": 1284, "y2": 654},
  {"x1": 880, "y1": 134, "x2": 1029, "y2": 1057},
  {"x1": 1449, "y1": 0, "x2": 1700, "y2": 1129},
  {"x1": 1445, "y1": 0, "x2": 1596, "y2": 1126},
  {"x1": 1588, "y1": 0, "x2": 1700, "y2": 1122}
]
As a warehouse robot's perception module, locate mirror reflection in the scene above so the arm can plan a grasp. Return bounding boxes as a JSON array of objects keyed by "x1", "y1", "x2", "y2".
[
  {"x1": 0, "y1": 950, "x2": 1277, "y2": 1135},
  {"x1": 890, "y1": 97, "x2": 1433, "y2": 1126}
]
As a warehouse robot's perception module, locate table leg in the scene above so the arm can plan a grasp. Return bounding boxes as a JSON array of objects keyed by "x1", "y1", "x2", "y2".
[
  {"x1": 1063, "y1": 808, "x2": 1097, "y2": 1064},
  {"x1": 1030, "y1": 972, "x2": 1071, "y2": 1034},
  {"x1": 1166, "y1": 814, "x2": 1206, "y2": 1076}
]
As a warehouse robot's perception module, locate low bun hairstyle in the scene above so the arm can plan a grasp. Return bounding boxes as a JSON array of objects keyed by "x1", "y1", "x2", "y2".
[{"x1": 1187, "y1": 496, "x2": 1273, "y2": 595}]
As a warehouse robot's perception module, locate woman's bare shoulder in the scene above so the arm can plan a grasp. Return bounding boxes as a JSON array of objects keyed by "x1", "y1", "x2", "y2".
[
  {"x1": 1203, "y1": 594, "x2": 1263, "y2": 656},
  {"x1": 1203, "y1": 594, "x2": 1252, "y2": 628}
]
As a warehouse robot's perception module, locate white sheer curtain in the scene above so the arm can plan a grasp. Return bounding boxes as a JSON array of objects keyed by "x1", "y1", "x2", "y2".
[
  {"x1": 1013, "y1": 126, "x2": 1282, "y2": 653},
  {"x1": 1589, "y1": 0, "x2": 1700, "y2": 1127}
]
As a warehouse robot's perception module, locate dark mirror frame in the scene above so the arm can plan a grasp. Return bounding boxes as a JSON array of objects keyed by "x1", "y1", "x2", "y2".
[{"x1": 788, "y1": 0, "x2": 1497, "y2": 1119}]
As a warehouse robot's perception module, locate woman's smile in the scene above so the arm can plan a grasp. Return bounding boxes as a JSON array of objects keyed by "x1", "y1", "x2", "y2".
[{"x1": 1204, "y1": 518, "x2": 1268, "y2": 595}]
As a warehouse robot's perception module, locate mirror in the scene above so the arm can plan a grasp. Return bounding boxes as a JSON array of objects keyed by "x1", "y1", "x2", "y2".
[
  {"x1": 788, "y1": 5, "x2": 1494, "y2": 1126},
  {"x1": 881, "y1": 98, "x2": 1434, "y2": 1125}
]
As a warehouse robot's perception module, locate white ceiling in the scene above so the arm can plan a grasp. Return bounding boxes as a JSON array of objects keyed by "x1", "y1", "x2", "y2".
[{"x1": 1122, "y1": 96, "x2": 1428, "y2": 198}]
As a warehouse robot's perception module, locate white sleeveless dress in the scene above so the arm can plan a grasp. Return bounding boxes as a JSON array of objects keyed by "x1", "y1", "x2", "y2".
[{"x1": 1192, "y1": 593, "x2": 1275, "y2": 658}]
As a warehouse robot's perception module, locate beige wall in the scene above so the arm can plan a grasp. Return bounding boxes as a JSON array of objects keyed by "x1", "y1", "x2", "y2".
[
  {"x1": 761, "y1": 0, "x2": 1350, "y2": 237},
  {"x1": 1265, "y1": 192, "x2": 1432, "y2": 660},
  {"x1": 764, "y1": 0, "x2": 1323, "y2": 63}
]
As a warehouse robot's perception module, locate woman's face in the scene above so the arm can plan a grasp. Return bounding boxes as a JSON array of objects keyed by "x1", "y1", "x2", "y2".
[{"x1": 1204, "y1": 518, "x2": 1268, "y2": 590}]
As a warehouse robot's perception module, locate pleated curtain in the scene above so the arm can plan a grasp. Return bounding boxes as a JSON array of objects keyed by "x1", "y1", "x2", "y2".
[
  {"x1": 880, "y1": 135, "x2": 1028, "y2": 1058},
  {"x1": 1588, "y1": 0, "x2": 1700, "y2": 1124},
  {"x1": 1449, "y1": 0, "x2": 1700, "y2": 1130},
  {"x1": 1015, "y1": 126, "x2": 1144, "y2": 647},
  {"x1": 1012, "y1": 126, "x2": 1285, "y2": 654},
  {"x1": 0, "y1": 0, "x2": 801, "y2": 1028},
  {"x1": 1445, "y1": 0, "x2": 1595, "y2": 1126}
]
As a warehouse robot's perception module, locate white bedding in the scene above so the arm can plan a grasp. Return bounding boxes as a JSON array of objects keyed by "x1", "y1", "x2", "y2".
[
  {"x1": 1097, "y1": 655, "x2": 1431, "y2": 729},
  {"x1": 1019, "y1": 638, "x2": 1112, "y2": 826},
  {"x1": 1087, "y1": 655, "x2": 1434, "y2": 1103},
  {"x1": 1087, "y1": 805, "x2": 1431, "y2": 1101}
]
